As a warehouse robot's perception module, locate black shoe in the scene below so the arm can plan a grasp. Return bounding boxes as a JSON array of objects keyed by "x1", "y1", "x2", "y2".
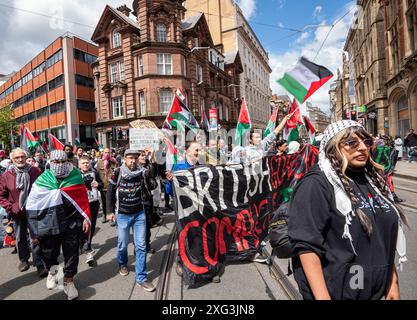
[
  {"x1": 37, "y1": 266, "x2": 48, "y2": 278},
  {"x1": 18, "y1": 261, "x2": 30, "y2": 272},
  {"x1": 151, "y1": 219, "x2": 163, "y2": 228},
  {"x1": 102, "y1": 217, "x2": 108, "y2": 223},
  {"x1": 11, "y1": 247, "x2": 17, "y2": 254}
]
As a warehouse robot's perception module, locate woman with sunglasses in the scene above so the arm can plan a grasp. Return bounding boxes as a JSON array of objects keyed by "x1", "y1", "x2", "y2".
[{"x1": 288, "y1": 120, "x2": 408, "y2": 300}]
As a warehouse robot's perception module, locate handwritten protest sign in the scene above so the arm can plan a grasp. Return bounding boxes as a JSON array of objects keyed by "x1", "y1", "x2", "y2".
[{"x1": 129, "y1": 128, "x2": 160, "y2": 150}]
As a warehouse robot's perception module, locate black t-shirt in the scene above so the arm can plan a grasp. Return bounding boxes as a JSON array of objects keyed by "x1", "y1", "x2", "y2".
[{"x1": 288, "y1": 165, "x2": 399, "y2": 300}]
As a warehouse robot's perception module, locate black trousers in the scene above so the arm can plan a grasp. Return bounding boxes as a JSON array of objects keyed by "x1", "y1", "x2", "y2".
[
  {"x1": 81, "y1": 201, "x2": 100, "y2": 252},
  {"x1": 39, "y1": 226, "x2": 79, "y2": 278},
  {"x1": 100, "y1": 189, "x2": 107, "y2": 218}
]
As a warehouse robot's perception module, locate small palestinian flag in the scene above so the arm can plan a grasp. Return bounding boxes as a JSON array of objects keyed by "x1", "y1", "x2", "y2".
[
  {"x1": 235, "y1": 97, "x2": 251, "y2": 146},
  {"x1": 20, "y1": 126, "x2": 40, "y2": 152},
  {"x1": 49, "y1": 133, "x2": 64, "y2": 151},
  {"x1": 163, "y1": 90, "x2": 199, "y2": 131},
  {"x1": 283, "y1": 99, "x2": 303, "y2": 143},
  {"x1": 264, "y1": 107, "x2": 278, "y2": 138},
  {"x1": 26, "y1": 168, "x2": 91, "y2": 237},
  {"x1": 277, "y1": 56, "x2": 333, "y2": 104},
  {"x1": 176, "y1": 88, "x2": 186, "y2": 102},
  {"x1": 303, "y1": 115, "x2": 316, "y2": 145}
]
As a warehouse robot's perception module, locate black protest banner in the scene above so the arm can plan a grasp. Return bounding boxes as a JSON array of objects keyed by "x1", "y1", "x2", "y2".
[{"x1": 172, "y1": 145, "x2": 319, "y2": 285}]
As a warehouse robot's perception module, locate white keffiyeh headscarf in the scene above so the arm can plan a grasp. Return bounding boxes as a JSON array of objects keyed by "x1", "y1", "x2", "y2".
[{"x1": 318, "y1": 120, "x2": 407, "y2": 270}]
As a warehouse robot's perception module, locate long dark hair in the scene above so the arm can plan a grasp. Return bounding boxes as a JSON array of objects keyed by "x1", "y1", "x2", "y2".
[{"x1": 325, "y1": 127, "x2": 408, "y2": 235}]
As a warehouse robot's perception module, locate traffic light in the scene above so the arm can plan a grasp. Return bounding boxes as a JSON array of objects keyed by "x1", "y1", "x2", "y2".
[{"x1": 350, "y1": 110, "x2": 357, "y2": 121}]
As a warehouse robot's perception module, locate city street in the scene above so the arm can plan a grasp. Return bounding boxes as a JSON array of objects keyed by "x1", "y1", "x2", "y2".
[{"x1": 1, "y1": 170, "x2": 417, "y2": 300}]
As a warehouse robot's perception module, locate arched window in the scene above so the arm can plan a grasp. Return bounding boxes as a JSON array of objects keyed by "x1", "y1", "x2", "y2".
[
  {"x1": 397, "y1": 95, "x2": 409, "y2": 137},
  {"x1": 112, "y1": 30, "x2": 121, "y2": 48},
  {"x1": 156, "y1": 24, "x2": 167, "y2": 42}
]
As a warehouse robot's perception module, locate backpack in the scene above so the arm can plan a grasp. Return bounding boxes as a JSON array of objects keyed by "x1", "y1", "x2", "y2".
[{"x1": 269, "y1": 202, "x2": 294, "y2": 259}]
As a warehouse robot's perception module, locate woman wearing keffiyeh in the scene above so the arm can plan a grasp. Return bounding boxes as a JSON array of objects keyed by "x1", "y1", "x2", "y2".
[{"x1": 288, "y1": 120, "x2": 408, "y2": 300}]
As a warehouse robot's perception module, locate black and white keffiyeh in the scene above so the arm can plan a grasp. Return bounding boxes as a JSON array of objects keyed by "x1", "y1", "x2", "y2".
[{"x1": 318, "y1": 120, "x2": 407, "y2": 269}]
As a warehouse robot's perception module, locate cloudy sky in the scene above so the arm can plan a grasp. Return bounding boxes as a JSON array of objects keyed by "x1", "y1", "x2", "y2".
[{"x1": 0, "y1": 0, "x2": 357, "y2": 113}]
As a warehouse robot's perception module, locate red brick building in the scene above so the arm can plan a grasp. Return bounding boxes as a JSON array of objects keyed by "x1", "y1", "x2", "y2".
[
  {"x1": 91, "y1": 2, "x2": 242, "y2": 148},
  {"x1": 0, "y1": 35, "x2": 98, "y2": 147}
]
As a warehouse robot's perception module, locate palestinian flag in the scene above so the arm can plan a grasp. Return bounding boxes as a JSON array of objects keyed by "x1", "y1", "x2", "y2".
[
  {"x1": 201, "y1": 106, "x2": 210, "y2": 132},
  {"x1": 303, "y1": 115, "x2": 316, "y2": 145},
  {"x1": 277, "y1": 56, "x2": 333, "y2": 104},
  {"x1": 163, "y1": 91, "x2": 199, "y2": 131},
  {"x1": 20, "y1": 126, "x2": 40, "y2": 152},
  {"x1": 49, "y1": 133, "x2": 64, "y2": 151},
  {"x1": 283, "y1": 99, "x2": 303, "y2": 143},
  {"x1": 264, "y1": 107, "x2": 278, "y2": 138},
  {"x1": 176, "y1": 88, "x2": 186, "y2": 102},
  {"x1": 26, "y1": 167, "x2": 91, "y2": 237},
  {"x1": 235, "y1": 97, "x2": 251, "y2": 146}
]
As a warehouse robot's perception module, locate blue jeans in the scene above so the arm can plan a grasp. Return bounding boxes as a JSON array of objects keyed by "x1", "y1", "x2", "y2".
[{"x1": 116, "y1": 211, "x2": 148, "y2": 283}]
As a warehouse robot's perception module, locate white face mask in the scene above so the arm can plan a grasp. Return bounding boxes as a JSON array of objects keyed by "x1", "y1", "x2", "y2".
[{"x1": 50, "y1": 162, "x2": 72, "y2": 178}]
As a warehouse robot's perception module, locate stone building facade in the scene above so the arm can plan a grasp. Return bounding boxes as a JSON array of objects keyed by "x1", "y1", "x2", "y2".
[
  {"x1": 381, "y1": 0, "x2": 417, "y2": 137},
  {"x1": 343, "y1": 0, "x2": 388, "y2": 135},
  {"x1": 184, "y1": 0, "x2": 272, "y2": 130},
  {"x1": 91, "y1": 2, "x2": 242, "y2": 148}
]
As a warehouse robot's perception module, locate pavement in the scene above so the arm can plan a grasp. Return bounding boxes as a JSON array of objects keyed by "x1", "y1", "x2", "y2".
[
  {"x1": 394, "y1": 161, "x2": 417, "y2": 180},
  {"x1": 0, "y1": 210, "x2": 176, "y2": 300}
]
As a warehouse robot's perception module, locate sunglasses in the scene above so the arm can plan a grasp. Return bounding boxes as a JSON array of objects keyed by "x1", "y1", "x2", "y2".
[{"x1": 342, "y1": 138, "x2": 374, "y2": 149}]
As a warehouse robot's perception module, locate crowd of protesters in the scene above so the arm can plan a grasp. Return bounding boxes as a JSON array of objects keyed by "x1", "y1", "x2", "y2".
[{"x1": 0, "y1": 122, "x2": 414, "y2": 300}]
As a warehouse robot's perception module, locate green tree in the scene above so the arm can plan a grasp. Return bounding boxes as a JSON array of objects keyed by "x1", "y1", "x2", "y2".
[{"x1": 0, "y1": 104, "x2": 18, "y2": 151}]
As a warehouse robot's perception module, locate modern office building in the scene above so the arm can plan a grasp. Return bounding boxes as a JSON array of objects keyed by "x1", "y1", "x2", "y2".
[{"x1": 0, "y1": 34, "x2": 98, "y2": 147}]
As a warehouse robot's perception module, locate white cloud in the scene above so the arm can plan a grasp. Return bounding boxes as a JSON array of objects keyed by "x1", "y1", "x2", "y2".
[
  {"x1": 0, "y1": 0, "x2": 123, "y2": 74},
  {"x1": 236, "y1": 0, "x2": 256, "y2": 20},
  {"x1": 313, "y1": 5, "x2": 323, "y2": 20},
  {"x1": 269, "y1": 3, "x2": 356, "y2": 114}
]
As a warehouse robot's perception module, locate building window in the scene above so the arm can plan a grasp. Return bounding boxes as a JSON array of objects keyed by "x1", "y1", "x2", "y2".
[
  {"x1": 156, "y1": 24, "x2": 167, "y2": 42},
  {"x1": 183, "y1": 58, "x2": 187, "y2": 77},
  {"x1": 159, "y1": 90, "x2": 173, "y2": 113},
  {"x1": 74, "y1": 49, "x2": 97, "y2": 64},
  {"x1": 110, "y1": 63, "x2": 118, "y2": 83},
  {"x1": 46, "y1": 50, "x2": 63, "y2": 69},
  {"x1": 112, "y1": 31, "x2": 122, "y2": 48},
  {"x1": 157, "y1": 53, "x2": 172, "y2": 75},
  {"x1": 197, "y1": 65, "x2": 203, "y2": 83},
  {"x1": 112, "y1": 97, "x2": 124, "y2": 118},
  {"x1": 138, "y1": 55, "x2": 143, "y2": 77},
  {"x1": 118, "y1": 61, "x2": 125, "y2": 81},
  {"x1": 75, "y1": 74, "x2": 94, "y2": 88},
  {"x1": 397, "y1": 95, "x2": 409, "y2": 137},
  {"x1": 48, "y1": 75, "x2": 64, "y2": 91},
  {"x1": 50, "y1": 100, "x2": 66, "y2": 114},
  {"x1": 139, "y1": 91, "x2": 146, "y2": 115},
  {"x1": 77, "y1": 100, "x2": 95, "y2": 111}
]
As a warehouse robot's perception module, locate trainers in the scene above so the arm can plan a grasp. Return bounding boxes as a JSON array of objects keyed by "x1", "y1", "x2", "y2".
[
  {"x1": 85, "y1": 250, "x2": 95, "y2": 265},
  {"x1": 119, "y1": 265, "x2": 129, "y2": 276},
  {"x1": 18, "y1": 260, "x2": 30, "y2": 272},
  {"x1": 63, "y1": 281, "x2": 79, "y2": 300},
  {"x1": 175, "y1": 263, "x2": 183, "y2": 276},
  {"x1": 252, "y1": 253, "x2": 268, "y2": 264},
  {"x1": 46, "y1": 268, "x2": 59, "y2": 290},
  {"x1": 110, "y1": 221, "x2": 116, "y2": 227},
  {"x1": 138, "y1": 281, "x2": 156, "y2": 292},
  {"x1": 211, "y1": 275, "x2": 221, "y2": 283},
  {"x1": 37, "y1": 266, "x2": 48, "y2": 278}
]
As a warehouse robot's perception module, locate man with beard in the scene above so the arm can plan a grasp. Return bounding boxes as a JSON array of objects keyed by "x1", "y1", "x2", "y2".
[{"x1": 0, "y1": 148, "x2": 45, "y2": 276}]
